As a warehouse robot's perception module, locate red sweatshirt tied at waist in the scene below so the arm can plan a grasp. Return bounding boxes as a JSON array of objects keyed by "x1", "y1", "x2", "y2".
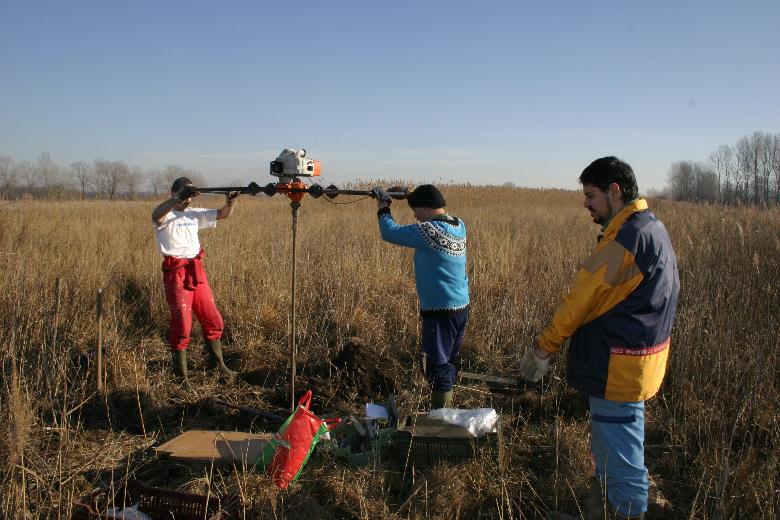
[{"x1": 162, "y1": 249, "x2": 207, "y2": 290}]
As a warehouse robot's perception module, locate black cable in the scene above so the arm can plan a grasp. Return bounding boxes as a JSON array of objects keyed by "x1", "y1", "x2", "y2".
[{"x1": 324, "y1": 195, "x2": 373, "y2": 205}]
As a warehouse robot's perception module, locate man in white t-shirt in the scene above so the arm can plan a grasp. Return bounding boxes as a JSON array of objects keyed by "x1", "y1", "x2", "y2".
[{"x1": 152, "y1": 177, "x2": 240, "y2": 387}]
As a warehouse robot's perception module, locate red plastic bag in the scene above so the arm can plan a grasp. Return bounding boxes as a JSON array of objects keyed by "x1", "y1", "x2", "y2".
[{"x1": 256, "y1": 390, "x2": 339, "y2": 489}]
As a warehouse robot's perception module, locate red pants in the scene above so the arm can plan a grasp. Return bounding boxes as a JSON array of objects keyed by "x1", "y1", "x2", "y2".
[{"x1": 163, "y1": 254, "x2": 224, "y2": 352}]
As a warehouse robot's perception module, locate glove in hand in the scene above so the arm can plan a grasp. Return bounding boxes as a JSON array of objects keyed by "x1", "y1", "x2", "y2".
[
  {"x1": 371, "y1": 186, "x2": 392, "y2": 205},
  {"x1": 387, "y1": 186, "x2": 410, "y2": 200},
  {"x1": 518, "y1": 348, "x2": 550, "y2": 383}
]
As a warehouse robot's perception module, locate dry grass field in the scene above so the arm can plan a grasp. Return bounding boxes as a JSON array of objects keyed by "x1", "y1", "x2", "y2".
[{"x1": 0, "y1": 186, "x2": 778, "y2": 519}]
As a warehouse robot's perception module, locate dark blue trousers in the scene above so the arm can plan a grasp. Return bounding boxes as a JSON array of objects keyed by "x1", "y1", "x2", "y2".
[{"x1": 420, "y1": 307, "x2": 469, "y2": 391}]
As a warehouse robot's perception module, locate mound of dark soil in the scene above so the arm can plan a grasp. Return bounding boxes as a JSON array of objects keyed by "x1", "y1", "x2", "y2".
[
  {"x1": 220, "y1": 338, "x2": 399, "y2": 415},
  {"x1": 329, "y1": 337, "x2": 397, "y2": 400}
]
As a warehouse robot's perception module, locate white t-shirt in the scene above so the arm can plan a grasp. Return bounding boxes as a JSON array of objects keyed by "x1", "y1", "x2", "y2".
[{"x1": 154, "y1": 208, "x2": 218, "y2": 258}]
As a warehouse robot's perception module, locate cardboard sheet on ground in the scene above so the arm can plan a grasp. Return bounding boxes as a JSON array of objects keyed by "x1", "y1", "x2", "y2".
[
  {"x1": 458, "y1": 371, "x2": 522, "y2": 393},
  {"x1": 156, "y1": 430, "x2": 273, "y2": 465}
]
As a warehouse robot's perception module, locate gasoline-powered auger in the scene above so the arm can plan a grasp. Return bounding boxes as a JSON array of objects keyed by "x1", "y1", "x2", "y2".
[{"x1": 193, "y1": 149, "x2": 409, "y2": 410}]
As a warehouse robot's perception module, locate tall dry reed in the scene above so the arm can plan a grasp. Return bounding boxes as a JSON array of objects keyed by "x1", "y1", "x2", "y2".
[{"x1": 0, "y1": 188, "x2": 777, "y2": 518}]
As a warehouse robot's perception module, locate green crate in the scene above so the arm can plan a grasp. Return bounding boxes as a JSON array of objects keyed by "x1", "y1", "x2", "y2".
[{"x1": 324, "y1": 426, "x2": 396, "y2": 468}]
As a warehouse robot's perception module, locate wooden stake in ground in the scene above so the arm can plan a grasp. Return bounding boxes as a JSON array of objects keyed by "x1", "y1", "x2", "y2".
[
  {"x1": 96, "y1": 288, "x2": 104, "y2": 393},
  {"x1": 49, "y1": 277, "x2": 62, "y2": 397},
  {"x1": 52, "y1": 277, "x2": 61, "y2": 350}
]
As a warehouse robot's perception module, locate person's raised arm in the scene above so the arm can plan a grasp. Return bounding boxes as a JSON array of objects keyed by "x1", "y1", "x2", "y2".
[
  {"x1": 152, "y1": 185, "x2": 199, "y2": 225},
  {"x1": 217, "y1": 191, "x2": 240, "y2": 220},
  {"x1": 371, "y1": 187, "x2": 427, "y2": 249}
]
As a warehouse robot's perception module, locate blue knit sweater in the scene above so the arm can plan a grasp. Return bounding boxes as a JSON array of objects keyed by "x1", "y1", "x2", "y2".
[{"x1": 378, "y1": 209, "x2": 470, "y2": 312}]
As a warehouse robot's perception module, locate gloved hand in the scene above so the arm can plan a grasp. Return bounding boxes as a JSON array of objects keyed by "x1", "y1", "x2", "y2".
[
  {"x1": 175, "y1": 184, "x2": 200, "y2": 201},
  {"x1": 387, "y1": 186, "x2": 410, "y2": 200},
  {"x1": 371, "y1": 186, "x2": 391, "y2": 207},
  {"x1": 518, "y1": 347, "x2": 551, "y2": 383}
]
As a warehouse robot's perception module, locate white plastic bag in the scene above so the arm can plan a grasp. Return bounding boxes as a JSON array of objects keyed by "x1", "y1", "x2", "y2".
[
  {"x1": 427, "y1": 408, "x2": 499, "y2": 437},
  {"x1": 105, "y1": 504, "x2": 152, "y2": 520}
]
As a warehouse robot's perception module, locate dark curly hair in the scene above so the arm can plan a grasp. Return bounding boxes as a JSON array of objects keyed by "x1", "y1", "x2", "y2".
[{"x1": 579, "y1": 157, "x2": 638, "y2": 203}]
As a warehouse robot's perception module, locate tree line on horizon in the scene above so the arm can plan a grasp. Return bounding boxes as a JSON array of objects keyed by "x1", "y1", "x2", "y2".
[
  {"x1": 660, "y1": 130, "x2": 779, "y2": 206},
  {"x1": 0, "y1": 152, "x2": 215, "y2": 201},
  {"x1": 3, "y1": 132, "x2": 779, "y2": 206}
]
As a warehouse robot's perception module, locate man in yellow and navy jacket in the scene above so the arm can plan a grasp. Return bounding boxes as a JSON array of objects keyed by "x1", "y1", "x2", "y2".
[{"x1": 520, "y1": 157, "x2": 679, "y2": 520}]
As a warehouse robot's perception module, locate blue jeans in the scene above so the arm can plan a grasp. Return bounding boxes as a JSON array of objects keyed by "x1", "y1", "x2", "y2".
[{"x1": 589, "y1": 397, "x2": 649, "y2": 516}]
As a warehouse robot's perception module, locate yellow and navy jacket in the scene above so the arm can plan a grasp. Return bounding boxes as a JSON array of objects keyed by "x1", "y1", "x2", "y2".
[{"x1": 537, "y1": 199, "x2": 679, "y2": 402}]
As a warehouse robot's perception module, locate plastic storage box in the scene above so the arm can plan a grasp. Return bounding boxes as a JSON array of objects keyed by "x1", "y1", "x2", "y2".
[{"x1": 392, "y1": 412, "x2": 500, "y2": 469}]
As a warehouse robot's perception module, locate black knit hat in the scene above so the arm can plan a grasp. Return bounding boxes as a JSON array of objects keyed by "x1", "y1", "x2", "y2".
[
  {"x1": 407, "y1": 184, "x2": 446, "y2": 209},
  {"x1": 170, "y1": 176, "x2": 192, "y2": 193}
]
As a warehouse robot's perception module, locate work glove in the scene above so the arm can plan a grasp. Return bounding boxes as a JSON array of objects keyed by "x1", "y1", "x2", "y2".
[
  {"x1": 387, "y1": 186, "x2": 410, "y2": 200},
  {"x1": 371, "y1": 186, "x2": 392, "y2": 206},
  {"x1": 175, "y1": 184, "x2": 200, "y2": 201},
  {"x1": 518, "y1": 347, "x2": 551, "y2": 383}
]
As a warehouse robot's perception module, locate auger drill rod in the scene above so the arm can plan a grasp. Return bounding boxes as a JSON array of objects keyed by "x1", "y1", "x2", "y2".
[
  {"x1": 194, "y1": 182, "x2": 409, "y2": 200},
  {"x1": 310, "y1": 184, "x2": 410, "y2": 200}
]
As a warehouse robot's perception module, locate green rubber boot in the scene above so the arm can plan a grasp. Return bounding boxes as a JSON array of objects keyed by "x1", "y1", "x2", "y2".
[
  {"x1": 431, "y1": 390, "x2": 453, "y2": 410},
  {"x1": 205, "y1": 339, "x2": 238, "y2": 379},
  {"x1": 171, "y1": 350, "x2": 192, "y2": 389}
]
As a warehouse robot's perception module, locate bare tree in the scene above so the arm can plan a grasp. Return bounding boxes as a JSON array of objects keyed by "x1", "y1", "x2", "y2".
[
  {"x1": 15, "y1": 160, "x2": 38, "y2": 193},
  {"x1": 147, "y1": 169, "x2": 166, "y2": 196},
  {"x1": 93, "y1": 159, "x2": 109, "y2": 198},
  {"x1": 93, "y1": 159, "x2": 128, "y2": 199},
  {"x1": 708, "y1": 145, "x2": 735, "y2": 204},
  {"x1": 773, "y1": 134, "x2": 780, "y2": 204},
  {"x1": 667, "y1": 130, "x2": 780, "y2": 207},
  {"x1": 163, "y1": 165, "x2": 205, "y2": 191},
  {"x1": 736, "y1": 132, "x2": 772, "y2": 205},
  {"x1": 125, "y1": 166, "x2": 143, "y2": 199},
  {"x1": 758, "y1": 132, "x2": 774, "y2": 206},
  {"x1": 163, "y1": 165, "x2": 189, "y2": 188},
  {"x1": 0, "y1": 155, "x2": 15, "y2": 198},
  {"x1": 736, "y1": 137, "x2": 749, "y2": 203},
  {"x1": 108, "y1": 161, "x2": 129, "y2": 199},
  {"x1": 667, "y1": 161, "x2": 718, "y2": 203},
  {"x1": 190, "y1": 171, "x2": 205, "y2": 186},
  {"x1": 644, "y1": 186, "x2": 666, "y2": 199},
  {"x1": 36, "y1": 151, "x2": 62, "y2": 197},
  {"x1": 667, "y1": 161, "x2": 694, "y2": 201},
  {"x1": 694, "y1": 164, "x2": 719, "y2": 202},
  {"x1": 70, "y1": 161, "x2": 92, "y2": 200}
]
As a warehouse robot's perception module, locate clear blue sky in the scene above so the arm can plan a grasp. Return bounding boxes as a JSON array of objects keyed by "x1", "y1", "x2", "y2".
[{"x1": 1, "y1": 1, "x2": 778, "y2": 191}]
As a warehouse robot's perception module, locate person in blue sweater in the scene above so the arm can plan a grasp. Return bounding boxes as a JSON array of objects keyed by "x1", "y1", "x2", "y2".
[{"x1": 371, "y1": 184, "x2": 470, "y2": 409}]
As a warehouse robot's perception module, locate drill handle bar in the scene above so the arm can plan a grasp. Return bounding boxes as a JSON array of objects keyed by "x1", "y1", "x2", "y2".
[
  {"x1": 193, "y1": 184, "x2": 265, "y2": 196},
  {"x1": 194, "y1": 182, "x2": 409, "y2": 200},
  {"x1": 313, "y1": 185, "x2": 410, "y2": 200}
]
